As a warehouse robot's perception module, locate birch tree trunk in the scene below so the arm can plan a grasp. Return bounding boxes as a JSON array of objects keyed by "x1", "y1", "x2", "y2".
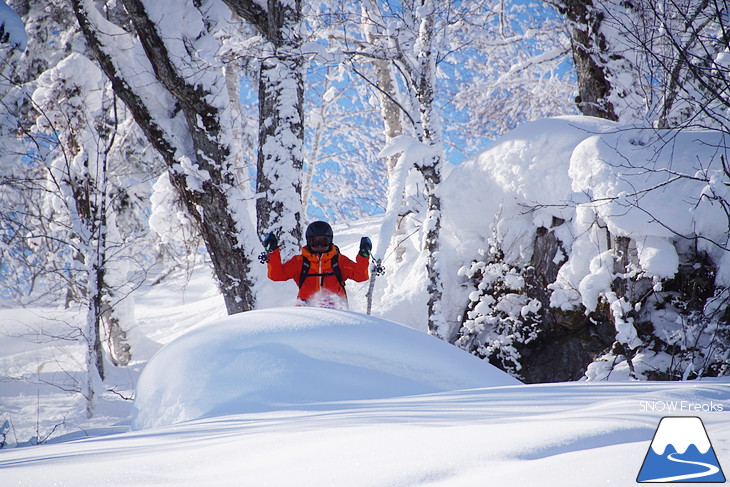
[
  {"x1": 223, "y1": 0, "x2": 305, "y2": 254},
  {"x1": 415, "y1": 1, "x2": 448, "y2": 338},
  {"x1": 361, "y1": 2, "x2": 406, "y2": 313}
]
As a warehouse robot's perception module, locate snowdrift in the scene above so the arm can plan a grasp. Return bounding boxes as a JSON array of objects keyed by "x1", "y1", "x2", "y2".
[
  {"x1": 442, "y1": 114, "x2": 730, "y2": 291},
  {"x1": 132, "y1": 308, "x2": 520, "y2": 429}
]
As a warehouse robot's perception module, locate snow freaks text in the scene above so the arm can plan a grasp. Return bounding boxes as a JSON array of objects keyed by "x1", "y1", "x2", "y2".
[{"x1": 639, "y1": 401, "x2": 725, "y2": 413}]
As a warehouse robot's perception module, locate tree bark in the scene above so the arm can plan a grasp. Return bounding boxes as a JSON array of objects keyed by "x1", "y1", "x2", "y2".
[
  {"x1": 555, "y1": 0, "x2": 618, "y2": 120},
  {"x1": 256, "y1": 52, "x2": 304, "y2": 250},
  {"x1": 415, "y1": 1, "x2": 447, "y2": 338},
  {"x1": 225, "y1": 0, "x2": 304, "y2": 253},
  {"x1": 72, "y1": 0, "x2": 256, "y2": 314}
]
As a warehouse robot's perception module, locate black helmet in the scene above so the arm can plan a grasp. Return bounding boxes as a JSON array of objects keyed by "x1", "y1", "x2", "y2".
[
  {"x1": 305, "y1": 221, "x2": 333, "y2": 239},
  {"x1": 305, "y1": 221, "x2": 333, "y2": 252}
]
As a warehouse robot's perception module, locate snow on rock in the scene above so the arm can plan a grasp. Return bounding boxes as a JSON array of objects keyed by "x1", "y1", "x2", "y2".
[
  {"x1": 436, "y1": 116, "x2": 618, "y2": 331},
  {"x1": 569, "y1": 127, "x2": 729, "y2": 279},
  {"x1": 570, "y1": 129, "x2": 727, "y2": 240},
  {"x1": 635, "y1": 236, "x2": 678, "y2": 279},
  {"x1": 132, "y1": 307, "x2": 520, "y2": 429},
  {"x1": 443, "y1": 116, "x2": 617, "y2": 262},
  {"x1": 443, "y1": 116, "x2": 729, "y2": 284},
  {"x1": 429, "y1": 116, "x2": 730, "y2": 360},
  {"x1": 441, "y1": 116, "x2": 730, "y2": 319}
]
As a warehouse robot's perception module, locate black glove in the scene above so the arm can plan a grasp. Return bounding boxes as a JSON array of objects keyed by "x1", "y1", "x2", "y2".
[
  {"x1": 359, "y1": 237, "x2": 372, "y2": 258},
  {"x1": 263, "y1": 233, "x2": 279, "y2": 252}
]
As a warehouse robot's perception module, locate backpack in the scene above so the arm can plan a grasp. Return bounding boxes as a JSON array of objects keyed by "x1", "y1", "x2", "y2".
[{"x1": 298, "y1": 251, "x2": 345, "y2": 292}]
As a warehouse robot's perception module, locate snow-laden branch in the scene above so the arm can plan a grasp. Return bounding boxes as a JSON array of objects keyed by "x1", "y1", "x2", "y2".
[{"x1": 373, "y1": 135, "x2": 435, "y2": 263}]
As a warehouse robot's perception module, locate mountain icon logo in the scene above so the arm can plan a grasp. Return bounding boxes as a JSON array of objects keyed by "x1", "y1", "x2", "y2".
[{"x1": 637, "y1": 416, "x2": 726, "y2": 483}]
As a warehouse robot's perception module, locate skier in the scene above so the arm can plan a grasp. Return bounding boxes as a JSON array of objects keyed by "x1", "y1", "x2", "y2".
[{"x1": 262, "y1": 221, "x2": 372, "y2": 309}]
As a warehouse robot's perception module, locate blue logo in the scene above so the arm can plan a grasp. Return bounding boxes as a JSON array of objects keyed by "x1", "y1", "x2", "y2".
[{"x1": 637, "y1": 416, "x2": 725, "y2": 483}]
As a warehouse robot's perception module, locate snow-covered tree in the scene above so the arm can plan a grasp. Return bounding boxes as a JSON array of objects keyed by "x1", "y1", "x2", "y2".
[
  {"x1": 333, "y1": 0, "x2": 580, "y2": 332},
  {"x1": 550, "y1": 0, "x2": 620, "y2": 120},
  {"x1": 552, "y1": 0, "x2": 730, "y2": 128},
  {"x1": 410, "y1": 0, "x2": 448, "y2": 337},
  {"x1": 72, "y1": 0, "x2": 259, "y2": 314},
  {"x1": 299, "y1": 62, "x2": 388, "y2": 223},
  {"x1": 222, "y1": 0, "x2": 305, "y2": 254},
  {"x1": 1, "y1": 2, "x2": 59, "y2": 304},
  {"x1": 456, "y1": 232, "x2": 542, "y2": 380},
  {"x1": 23, "y1": 33, "x2": 169, "y2": 411},
  {"x1": 450, "y1": 0, "x2": 577, "y2": 140},
  {"x1": 623, "y1": 0, "x2": 730, "y2": 130}
]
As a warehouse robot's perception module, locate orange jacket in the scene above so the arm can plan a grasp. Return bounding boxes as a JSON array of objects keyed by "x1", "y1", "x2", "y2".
[{"x1": 267, "y1": 245, "x2": 369, "y2": 303}]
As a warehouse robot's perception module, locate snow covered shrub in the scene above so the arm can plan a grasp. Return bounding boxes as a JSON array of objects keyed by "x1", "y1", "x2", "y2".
[
  {"x1": 456, "y1": 237, "x2": 542, "y2": 380},
  {"x1": 640, "y1": 257, "x2": 730, "y2": 380},
  {"x1": 585, "y1": 249, "x2": 730, "y2": 381}
]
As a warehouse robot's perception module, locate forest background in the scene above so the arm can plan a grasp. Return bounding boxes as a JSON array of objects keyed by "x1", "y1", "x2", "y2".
[{"x1": 0, "y1": 0, "x2": 729, "y2": 423}]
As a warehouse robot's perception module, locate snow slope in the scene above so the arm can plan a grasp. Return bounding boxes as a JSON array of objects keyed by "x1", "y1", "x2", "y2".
[
  {"x1": 1, "y1": 266, "x2": 729, "y2": 486},
  {"x1": 2, "y1": 380, "x2": 728, "y2": 486}
]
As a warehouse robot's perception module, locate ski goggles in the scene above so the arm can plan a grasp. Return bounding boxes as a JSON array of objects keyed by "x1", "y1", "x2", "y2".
[{"x1": 308, "y1": 236, "x2": 332, "y2": 248}]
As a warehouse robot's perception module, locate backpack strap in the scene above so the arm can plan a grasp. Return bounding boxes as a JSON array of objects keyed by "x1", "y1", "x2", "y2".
[
  {"x1": 298, "y1": 256, "x2": 311, "y2": 288},
  {"x1": 331, "y1": 252, "x2": 345, "y2": 291},
  {"x1": 297, "y1": 251, "x2": 346, "y2": 292}
]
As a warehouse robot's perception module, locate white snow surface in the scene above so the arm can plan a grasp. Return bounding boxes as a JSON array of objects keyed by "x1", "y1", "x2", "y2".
[
  {"x1": 1, "y1": 265, "x2": 729, "y2": 487},
  {"x1": 132, "y1": 307, "x2": 519, "y2": 429}
]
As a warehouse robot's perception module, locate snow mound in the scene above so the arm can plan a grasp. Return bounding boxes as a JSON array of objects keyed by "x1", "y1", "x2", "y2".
[
  {"x1": 442, "y1": 115, "x2": 618, "y2": 265},
  {"x1": 132, "y1": 308, "x2": 520, "y2": 429}
]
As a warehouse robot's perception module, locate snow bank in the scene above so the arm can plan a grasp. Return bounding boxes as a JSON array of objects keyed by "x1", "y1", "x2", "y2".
[
  {"x1": 443, "y1": 116, "x2": 617, "y2": 253},
  {"x1": 442, "y1": 117, "x2": 730, "y2": 307},
  {"x1": 437, "y1": 116, "x2": 618, "y2": 335},
  {"x1": 132, "y1": 308, "x2": 520, "y2": 429}
]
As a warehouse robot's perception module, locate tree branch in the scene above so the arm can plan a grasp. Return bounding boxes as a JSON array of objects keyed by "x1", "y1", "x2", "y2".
[{"x1": 220, "y1": 0, "x2": 268, "y2": 37}]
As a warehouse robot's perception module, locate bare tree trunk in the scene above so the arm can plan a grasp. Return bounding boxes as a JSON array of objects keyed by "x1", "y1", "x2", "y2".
[
  {"x1": 362, "y1": 4, "x2": 406, "y2": 313},
  {"x1": 371, "y1": 48, "x2": 408, "y2": 265},
  {"x1": 101, "y1": 298, "x2": 131, "y2": 367},
  {"x1": 84, "y1": 231, "x2": 106, "y2": 417},
  {"x1": 84, "y1": 301, "x2": 103, "y2": 417},
  {"x1": 419, "y1": 161, "x2": 445, "y2": 337},
  {"x1": 224, "y1": 62, "x2": 249, "y2": 188}
]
